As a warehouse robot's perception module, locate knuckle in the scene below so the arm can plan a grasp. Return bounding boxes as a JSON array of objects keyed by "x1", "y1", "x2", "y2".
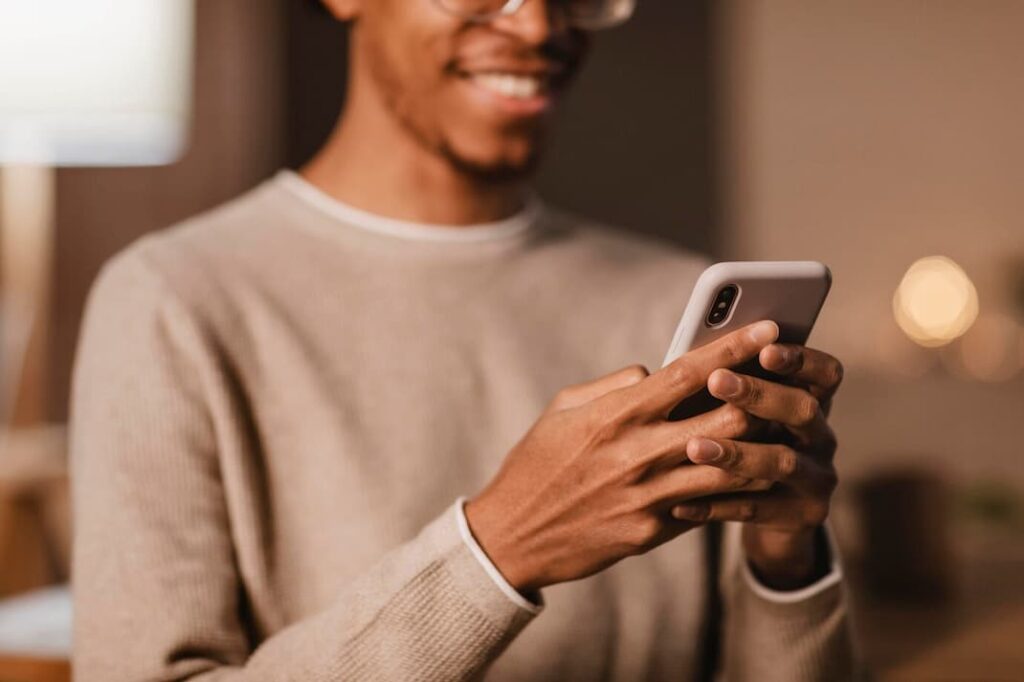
[
  {"x1": 607, "y1": 442, "x2": 639, "y2": 472},
  {"x1": 737, "y1": 501, "x2": 758, "y2": 522},
  {"x1": 623, "y1": 364, "x2": 651, "y2": 384},
  {"x1": 630, "y1": 515, "x2": 663, "y2": 548},
  {"x1": 663, "y1": 362, "x2": 697, "y2": 393},
  {"x1": 585, "y1": 419, "x2": 621, "y2": 452},
  {"x1": 625, "y1": 485, "x2": 651, "y2": 511},
  {"x1": 721, "y1": 442, "x2": 744, "y2": 471},
  {"x1": 743, "y1": 379, "x2": 762, "y2": 405},
  {"x1": 827, "y1": 359, "x2": 845, "y2": 389},
  {"x1": 729, "y1": 475, "x2": 753, "y2": 491},
  {"x1": 721, "y1": 334, "x2": 748, "y2": 363},
  {"x1": 678, "y1": 501, "x2": 710, "y2": 523},
  {"x1": 551, "y1": 385, "x2": 578, "y2": 409},
  {"x1": 601, "y1": 400, "x2": 643, "y2": 432},
  {"x1": 795, "y1": 396, "x2": 821, "y2": 427},
  {"x1": 749, "y1": 479, "x2": 775, "y2": 492},
  {"x1": 722, "y1": 405, "x2": 752, "y2": 437},
  {"x1": 777, "y1": 448, "x2": 801, "y2": 480}
]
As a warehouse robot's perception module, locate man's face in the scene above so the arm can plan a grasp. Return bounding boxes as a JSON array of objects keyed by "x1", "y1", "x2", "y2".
[{"x1": 354, "y1": 0, "x2": 589, "y2": 181}]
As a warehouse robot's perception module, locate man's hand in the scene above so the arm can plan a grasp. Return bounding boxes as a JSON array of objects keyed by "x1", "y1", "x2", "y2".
[
  {"x1": 465, "y1": 321, "x2": 781, "y2": 594},
  {"x1": 670, "y1": 344, "x2": 844, "y2": 589}
]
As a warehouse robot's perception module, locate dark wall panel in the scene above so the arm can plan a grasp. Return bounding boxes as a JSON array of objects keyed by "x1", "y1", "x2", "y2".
[
  {"x1": 537, "y1": 1, "x2": 718, "y2": 254},
  {"x1": 284, "y1": 0, "x2": 718, "y2": 254}
]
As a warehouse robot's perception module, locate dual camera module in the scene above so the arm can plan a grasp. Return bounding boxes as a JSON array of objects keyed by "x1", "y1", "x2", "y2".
[{"x1": 706, "y1": 284, "x2": 739, "y2": 326}]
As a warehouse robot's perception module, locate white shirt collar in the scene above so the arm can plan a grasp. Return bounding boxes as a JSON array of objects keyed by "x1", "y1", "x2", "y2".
[{"x1": 276, "y1": 169, "x2": 541, "y2": 244}]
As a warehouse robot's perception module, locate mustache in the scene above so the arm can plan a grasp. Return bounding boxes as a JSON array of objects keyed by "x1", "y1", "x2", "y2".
[{"x1": 447, "y1": 34, "x2": 586, "y2": 74}]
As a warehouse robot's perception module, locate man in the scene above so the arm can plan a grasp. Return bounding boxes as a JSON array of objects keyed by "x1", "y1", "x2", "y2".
[{"x1": 71, "y1": 0, "x2": 857, "y2": 679}]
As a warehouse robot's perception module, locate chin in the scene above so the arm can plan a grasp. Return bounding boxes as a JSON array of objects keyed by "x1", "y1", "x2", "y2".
[{"x1": 442, "y1": 131, "x2": 545, "y2": 183}]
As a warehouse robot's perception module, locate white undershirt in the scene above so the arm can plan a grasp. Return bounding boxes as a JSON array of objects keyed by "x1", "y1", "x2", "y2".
[
  {"x1": 277, "y1": 169, "x2": 541, "y2": 244},
  {"x1": 454, "y1": 499, "x2": 842, "y2": 612}
]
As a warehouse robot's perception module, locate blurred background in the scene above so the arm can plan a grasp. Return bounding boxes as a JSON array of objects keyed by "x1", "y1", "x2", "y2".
[{"x1": 0, "y1": 1, "x2": 1021, "y2": 680}]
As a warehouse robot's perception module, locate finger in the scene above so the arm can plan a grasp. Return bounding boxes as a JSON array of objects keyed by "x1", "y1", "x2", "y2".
[
  {"x1": 707, "y1": 369, "x2": 830, "y2": 442},
  {"x1": 670, "y1": 494, "x2": 782, "y2": 524},
  {"x1": 758, "y1": 345, "x2": 844, "y2": 402},
  {"x1": 671, "y1": 493, "x2": 830, "y2": 528},
  {"x1": 548, "y1": 364, "x2": 650, "y2": 413},
  {"x1": 688, "y1": 437, "x2": 798, "y2": 482},
  {"x1": 633, "y1": 321, "x2": 780, "y2": 418},
  {"x1": 641, "y1": 404, "x2": 766, "y2": 470},
  {"x1": 640, "y1": 464, "x2": 774, "y2": 507},
  {"x1": 686, "y1": 437, "x2": 827, "y2": 486}
]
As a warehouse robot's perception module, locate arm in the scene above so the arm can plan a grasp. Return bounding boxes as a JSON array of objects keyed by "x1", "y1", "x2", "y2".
[
  {"x1": 717, "y1": 522, "x2": 857, "y2": 681},
  {"x1": 672, "y1": 345, "x2": 861, "y2": 680},
  {"x1": 70, "y1": 250, "x2": 535, "y2": 681}
]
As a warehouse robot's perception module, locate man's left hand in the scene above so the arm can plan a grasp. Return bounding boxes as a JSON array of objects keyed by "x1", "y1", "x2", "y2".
[{"x1": 670, "y1": 344, "x2": 844, "y2": 590}]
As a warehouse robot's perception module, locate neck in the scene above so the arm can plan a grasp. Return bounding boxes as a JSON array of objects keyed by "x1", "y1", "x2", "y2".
[{"x1": 301, "y1": 61, "x2": 529, "y2": 226}]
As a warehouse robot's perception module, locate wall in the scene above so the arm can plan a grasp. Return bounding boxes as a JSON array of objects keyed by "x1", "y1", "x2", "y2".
[
  {"x1": 536, "y1": 0, "x2": 718, "y2": 254},
  {"x1": 51, "y1": 0, "x2": 288, "y2": 420},
  {"x1": 719, "y1": 0, "x2": 1024, "y2": 483}
]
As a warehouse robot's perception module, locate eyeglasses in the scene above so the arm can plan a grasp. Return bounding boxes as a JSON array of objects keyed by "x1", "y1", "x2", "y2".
[{"x1": 432, "y1": 0, "x2": 636, "y2": 31}]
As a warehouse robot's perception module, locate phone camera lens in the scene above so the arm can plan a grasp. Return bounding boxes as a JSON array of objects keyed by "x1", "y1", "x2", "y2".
[{"x1": 706, "y1": 285, "x2": 739, "y2": 327}]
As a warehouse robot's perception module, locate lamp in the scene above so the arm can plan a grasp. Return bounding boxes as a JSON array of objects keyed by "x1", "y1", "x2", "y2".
[{"x1": 0, "y1": 0, "x2": 195, "y2": 425}]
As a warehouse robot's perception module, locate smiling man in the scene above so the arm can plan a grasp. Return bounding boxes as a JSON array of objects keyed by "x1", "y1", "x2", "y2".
[{"x1": 71, "y1": 1, "x2": 857, "y2": 680}]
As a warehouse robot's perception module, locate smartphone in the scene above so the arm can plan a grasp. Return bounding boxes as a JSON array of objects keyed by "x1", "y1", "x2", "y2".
[{"x1": 662, "y1": 261, "x2": 832, "y2": 421}]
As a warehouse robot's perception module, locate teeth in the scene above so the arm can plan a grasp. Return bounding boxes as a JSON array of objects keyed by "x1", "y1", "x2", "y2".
[{"x1": 470, "y1": 72, "x2": 544, "y2": 100}]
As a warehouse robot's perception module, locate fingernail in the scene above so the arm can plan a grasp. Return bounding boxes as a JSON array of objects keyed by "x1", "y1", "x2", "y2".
[
  {"x1": 688, "y1": 438, "x2": 723, "y2": 463},
  {"x1": 672, "y1": 503, "x2": 708, "y2": 522},
  {"x1": 772, "y1": 345, "x2": 798, "y2": 367},
  {"x1": 748, "y1": 321, "x2": 779, "y2": 346},
  {"x1": 710, "y1": 370, "x2": 742, "y2": 398}
]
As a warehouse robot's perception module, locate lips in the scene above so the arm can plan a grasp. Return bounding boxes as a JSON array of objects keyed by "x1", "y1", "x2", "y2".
[
  {"x1": 453, "y1": 61, "x2": 574, "y2": 118},
  {"x1": 465, "y1": 71, "x2": 548, "y2": 100}
]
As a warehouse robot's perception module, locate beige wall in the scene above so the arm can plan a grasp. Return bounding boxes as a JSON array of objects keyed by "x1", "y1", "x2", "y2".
[
  {"x1": 720, "y1": 1, "x2": 1024, "y2": 483},
  {"x1": 52, "y1": 0, "x2": 287, "y2": 421}
]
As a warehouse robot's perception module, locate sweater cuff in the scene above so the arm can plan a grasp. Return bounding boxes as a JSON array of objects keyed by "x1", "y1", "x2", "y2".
[
  {"x1": 454, "y1": 497, "x2": 544, "y2": 615},
  {"x1": 741, "y1": 525, "x2": 843, "y2": 604}
]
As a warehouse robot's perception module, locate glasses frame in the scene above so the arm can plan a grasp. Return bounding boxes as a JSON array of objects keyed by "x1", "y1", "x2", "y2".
[{"x1": 431, "y1": 0, "x2": 635, "y2": 31}]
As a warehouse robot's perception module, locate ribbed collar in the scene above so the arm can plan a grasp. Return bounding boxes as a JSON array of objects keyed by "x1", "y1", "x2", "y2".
[{"x1": 275, "y1": 169, "x2": 543, "y2": 245}]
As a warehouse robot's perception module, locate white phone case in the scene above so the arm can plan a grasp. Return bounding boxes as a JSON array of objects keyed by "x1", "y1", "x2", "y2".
[{"x1": 662, "y1": 261, "x2": 832, "y2": 367}]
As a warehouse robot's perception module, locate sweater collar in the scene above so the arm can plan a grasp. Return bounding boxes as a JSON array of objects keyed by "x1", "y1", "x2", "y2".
[{"x1": 276, "y1": 169, "x2": 542, "y2": 245}]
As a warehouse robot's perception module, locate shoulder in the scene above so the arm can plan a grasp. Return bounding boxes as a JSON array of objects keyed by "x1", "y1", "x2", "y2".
[
  {"x1": 88, "y1": 177, "x2": 290, "y2": 320},
  {"x1": 537, "y1": 205, "x2": 712, "y2": 287}
]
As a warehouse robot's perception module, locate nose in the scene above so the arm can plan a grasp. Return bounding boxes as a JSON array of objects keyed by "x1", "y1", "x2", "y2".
[{"x1": 490, "y1": 0, "x2": 569, "y2": 45}]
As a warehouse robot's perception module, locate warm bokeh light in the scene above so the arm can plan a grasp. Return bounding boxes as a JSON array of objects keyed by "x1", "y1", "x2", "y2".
[
  {"x1": 955, "y1": 314, "x2": 1023, "y2": 382},
  {"x1": 893, "y1": 256, "x2": 979, "y2": 348}
]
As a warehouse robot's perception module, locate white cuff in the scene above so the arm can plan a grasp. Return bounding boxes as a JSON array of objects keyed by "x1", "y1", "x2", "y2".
[
  {"x1": 742, "y1": 524, "x2": 843, "y2": 604},
  {"x1": 454, "y1": 497, "x2": 544, "y2": 614}
]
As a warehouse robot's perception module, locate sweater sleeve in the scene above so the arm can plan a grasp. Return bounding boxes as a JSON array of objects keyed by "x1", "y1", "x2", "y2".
[
  {"x1": 70, "y1": 248, "x2": 537, "y2": 682},
  {"x1": 717, "y1": 522, "x2": 862, "y2": 681}
]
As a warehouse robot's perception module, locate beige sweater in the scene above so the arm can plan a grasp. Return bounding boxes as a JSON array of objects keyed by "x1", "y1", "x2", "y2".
[{"x1": 71, "y1": 172, "x2": 856, "y2": 681}]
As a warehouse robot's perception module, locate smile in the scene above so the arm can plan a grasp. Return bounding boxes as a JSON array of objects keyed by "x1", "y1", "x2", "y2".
[{"x1": 466, "y1": 72, "x2": 548, "y2": 100}]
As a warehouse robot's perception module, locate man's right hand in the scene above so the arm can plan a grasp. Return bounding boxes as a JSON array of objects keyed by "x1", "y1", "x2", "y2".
[{"x1": 465, "y1": 320, "x2": 781, "y2": 594}]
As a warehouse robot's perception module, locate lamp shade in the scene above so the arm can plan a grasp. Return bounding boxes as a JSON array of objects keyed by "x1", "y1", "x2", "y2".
[{"x1": 0, "y1": 0, "x2": 194, "y2": 167}]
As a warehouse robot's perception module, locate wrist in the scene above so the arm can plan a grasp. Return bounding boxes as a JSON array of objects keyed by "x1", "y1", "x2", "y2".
[
  {"x1": 743, "y1": 525, "x2": 826, "y2": 590},
  {"x1": 464, "y1": 494, "x2": 540, "y2": 594}
]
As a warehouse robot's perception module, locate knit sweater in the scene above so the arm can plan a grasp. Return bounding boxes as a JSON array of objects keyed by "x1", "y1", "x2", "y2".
[{"x1": 70, "y1": 171, "x2": 856, "y2": 681}]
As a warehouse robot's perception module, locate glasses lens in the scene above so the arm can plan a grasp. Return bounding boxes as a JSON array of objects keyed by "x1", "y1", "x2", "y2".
[
  {"x1": 435, "y1": 0, "x2": 636, "y2": 29},
  {"x1": 566, "y1": 0, "x2": 636, "y2": 30}
]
